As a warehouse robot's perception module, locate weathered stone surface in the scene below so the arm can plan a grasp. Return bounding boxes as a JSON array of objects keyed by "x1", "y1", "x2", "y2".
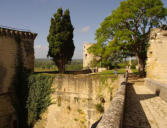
[
  {"x1": 124, "y1": 77, "x2": 167, "y2": 128},
  {"x1": 145, "y1": 28, "x2": 167, "y2": 103},
  {"x1": 96, "y1": 76, "x2": 125, "y2": 128},
  {"x1": 35, "y1": 74, "x2": 121, "y2": 128},
  {"x1": 83, "y1": 43, "x2": 94, "y2": 69},
  {"x1": 145, "y1": 78, "x2": 167, "y2": 102},
  {"x1": 0, "y1": 26, "x2": 37, "y2": 128},
  {"x1": 146, "y1": 28, "x2": 167, "y2": 84}
]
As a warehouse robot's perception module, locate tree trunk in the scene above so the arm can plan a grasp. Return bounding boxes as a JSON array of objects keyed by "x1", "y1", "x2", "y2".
[
  {"x1": 136, "y1": 54, "x2": 145, "y2": 76},
  {"x1": 58, "y1": 60, "x2": 65, "y2": 74}
]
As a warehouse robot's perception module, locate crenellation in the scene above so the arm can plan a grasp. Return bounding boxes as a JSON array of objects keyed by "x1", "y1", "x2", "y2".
[{"x1": 0, "y1": 27, "x2": 37, "y2": 40}]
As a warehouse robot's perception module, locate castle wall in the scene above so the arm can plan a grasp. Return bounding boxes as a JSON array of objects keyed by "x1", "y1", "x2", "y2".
[
  {"x1": 146, "y1": 28, "x2": 167, "y2": 84},
  {"x1": 0, "y1": 36, "x2": 18, "y2": 128},
  {"x1": 34, "y1": 74, "x2": 119, "y2": 128},
  {"x1": 0, "y1": 27, "x2": 37, "y2": 128}
]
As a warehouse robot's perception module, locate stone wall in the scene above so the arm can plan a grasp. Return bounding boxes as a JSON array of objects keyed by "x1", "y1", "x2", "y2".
[
  {"x1": 35, "y1": 74, "x2": 120, "y2": 128},
  {"x1": 145, "y1": 78, "x2": 167, "y2": 102},
  {"x1": 0, "y1": 27, "x2": 37, "y2": 128},
  {"x1": 146, "y1": 28, "x2": 167, "y2": 84},
  {"x1": 95, "y1": 76, "x2": 126, "y2": 128}
]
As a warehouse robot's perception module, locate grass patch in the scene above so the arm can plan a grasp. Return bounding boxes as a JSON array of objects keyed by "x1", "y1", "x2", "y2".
[{"x1": 131, "y1": 69, "x2": 139, "y2": 75}]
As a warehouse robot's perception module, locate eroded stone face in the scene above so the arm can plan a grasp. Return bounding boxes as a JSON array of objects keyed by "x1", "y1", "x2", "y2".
[
  {"x1": 146, "y1": 28, "x2": 167, "y2": 84},
  {"x1": 34, "y1": 75, "x2": 119, "y2": 128}
]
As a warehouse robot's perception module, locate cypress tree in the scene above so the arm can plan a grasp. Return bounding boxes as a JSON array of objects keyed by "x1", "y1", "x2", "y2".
[{"x1": 47, "y1": 8, "x2": 75, "y2": 73}]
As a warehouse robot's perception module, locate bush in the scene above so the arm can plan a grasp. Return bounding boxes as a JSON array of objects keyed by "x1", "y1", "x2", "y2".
[
  {"x1": 26, "y1": 74, "x2": 54, "y2": 127},
  {"x1": 95, "y1": 103, "x2": 104, "y2": 113},
  {"x1": 130, "y1": 59, "x2": 138, "y2": 69},
  {"x1": 130, "y1": 64, "x2": 136, "y2": 69}
]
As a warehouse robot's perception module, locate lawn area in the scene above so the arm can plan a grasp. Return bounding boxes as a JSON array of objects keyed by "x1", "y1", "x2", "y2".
[
  {"x1": 131, "y1": 69, "x2": 139, "y2": 75},
  {"x1": 97, "y1": 69, "x2": 126, "y2": 75}
]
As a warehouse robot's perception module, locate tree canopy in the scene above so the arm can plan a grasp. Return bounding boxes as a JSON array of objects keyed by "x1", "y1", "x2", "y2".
[
  {"x1": 47, "y1": 8, "x2": 75, "y2": 73},
  {"x1": 89, "y1": 0, "x2": 167, "y2": 74}
]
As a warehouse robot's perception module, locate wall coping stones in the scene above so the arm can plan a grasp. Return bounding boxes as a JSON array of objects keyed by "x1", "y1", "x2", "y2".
[
  {"x1": 145, "y1": 78, "x2": 167, "y2": 102},
  {"x1": 0, "y1": 26, "x2": 37, "y2": 40},
  {"x1": 96, "y1": 75, "x2": 126, "y2": 128}
]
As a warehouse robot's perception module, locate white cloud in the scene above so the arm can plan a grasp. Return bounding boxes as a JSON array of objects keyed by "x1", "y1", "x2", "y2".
[
  {"x1": 34, "y1": 44, "x2": 48, "y2": 58},
  {"x1": 80, "y1": 26, "x2": 90, "y2": 33}
]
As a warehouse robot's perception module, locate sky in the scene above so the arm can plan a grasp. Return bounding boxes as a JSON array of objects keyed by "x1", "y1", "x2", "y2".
[{"x1": 0, "y1": 0, "x2": 167, "y2": 59}]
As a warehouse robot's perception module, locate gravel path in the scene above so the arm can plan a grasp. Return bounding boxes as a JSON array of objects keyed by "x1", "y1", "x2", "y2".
[{"x1": 123, "y1": 77, "x2": 167, "y2": 128}]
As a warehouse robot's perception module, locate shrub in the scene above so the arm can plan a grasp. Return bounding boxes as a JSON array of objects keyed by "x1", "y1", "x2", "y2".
[
  {"x1": 26, "y1": 74, "x2": 54, "y2": 127},
  {"x1": 95, "y1": 103, "x2": 104, "y2": 113},
  {"x1": 130, "y1": 64, "x2": 136, "y2": 69}
]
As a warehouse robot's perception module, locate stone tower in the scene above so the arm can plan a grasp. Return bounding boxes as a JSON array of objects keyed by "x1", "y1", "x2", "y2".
[
  {"x1": 83, "y1": 43, "x2": 94, "y2": 69},
  {"x1": 0, "y1": 26, "x2": 37, "y2": 128}
]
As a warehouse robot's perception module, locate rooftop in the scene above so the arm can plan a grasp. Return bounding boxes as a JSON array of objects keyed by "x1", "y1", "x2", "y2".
[{"x1": 0, "y1": 25, "x2": 37, "y2": 39}]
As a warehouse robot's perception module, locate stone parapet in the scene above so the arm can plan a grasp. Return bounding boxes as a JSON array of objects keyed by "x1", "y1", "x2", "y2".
[
  {"x1": 145, "y1": 78, "x2": 167, "y2": 102},
  {"x1": 0, "y1": 26, "x2": 37, "y2": 40},
  {"x1": 96, "y1": 75, "x2": 126, "y2": 128}
]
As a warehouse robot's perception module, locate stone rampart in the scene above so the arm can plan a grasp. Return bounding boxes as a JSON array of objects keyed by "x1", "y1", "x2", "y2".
[
  {"x1": 95, "y1": 76, "x2": 126, "y2": 128},
  {"x1": 34, "y1": 74, "x2": 121, "y2": 128}
]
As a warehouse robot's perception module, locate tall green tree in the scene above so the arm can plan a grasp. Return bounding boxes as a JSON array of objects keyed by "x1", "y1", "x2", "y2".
[
  {"x1": 47, "y1": 8, "x2": 75, "y2": 73},
  {"x1": 91, "y1": 0, "x2": 167, "y2": 74}
]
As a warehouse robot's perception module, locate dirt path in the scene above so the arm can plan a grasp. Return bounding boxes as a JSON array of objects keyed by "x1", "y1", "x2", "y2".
[{"x1": 123, "y1": 76, "x2": 167, "y2": 128}]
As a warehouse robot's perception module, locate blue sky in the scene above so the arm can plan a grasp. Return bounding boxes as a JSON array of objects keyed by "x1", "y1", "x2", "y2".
[{"x1": 0, "y1": 0, "x2": 167, "y2": 59}]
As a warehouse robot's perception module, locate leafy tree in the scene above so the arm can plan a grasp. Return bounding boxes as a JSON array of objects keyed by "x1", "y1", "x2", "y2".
[
  {"x1": 47, "y1": 8, "x2": 75, "y2": 73},
  {"x1": 87, "y1": 42, "x2": 106, "y2": 67},
  {"x1": 91, "y1": 0, "x2": 167, "y2": 74}
]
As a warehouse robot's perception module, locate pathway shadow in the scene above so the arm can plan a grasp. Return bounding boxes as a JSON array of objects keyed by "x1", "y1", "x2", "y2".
[{"x1": 123, "y1": 82, "x2": 152, "y2": 128}]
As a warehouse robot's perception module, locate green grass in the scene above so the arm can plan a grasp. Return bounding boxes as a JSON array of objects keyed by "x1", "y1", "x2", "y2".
[
  {"x1": 131, "y1": 69, "x2": 139, "y2": 75},
  {"x1": 34, "y1": 59, "x2": 83, "y2": 72},
  {"x1": 97, "y1": 69, "x2": 126, "y2": 75}
]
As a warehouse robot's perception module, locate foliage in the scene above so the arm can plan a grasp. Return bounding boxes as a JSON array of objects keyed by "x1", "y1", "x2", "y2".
[
  {"x1": 13, "y1": 69, "x2": 30, "y2": 128},
  {"x1": 26, "y1": 74, "x2": 54, "y2": 127},
  {"x1": 95, "y1": 103, "x2": 104, "y2": 113},
  {"x1": 35, "y1": 59, "x2": 57, "y2": 70},
  {"x1": 130, "y1": 59, "x2": 138, "y2": 69},
  {"x1": 117, "y1": 60, "x2": 129, "y2": 68},
  {"x1": 47, "y1": 8, "x2": 75, "y2": 73},
  {"x1": 90, "y1": 0, "x2": 167, "y2": 74},
  {"x1": 131, "y1": 69, "x2": 139, "y2": 75}
]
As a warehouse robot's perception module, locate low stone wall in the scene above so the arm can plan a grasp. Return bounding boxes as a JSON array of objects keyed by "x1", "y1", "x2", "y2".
[
  {"x1": 95, "y1": 76, "x2": 126, "y2": 128},
  {"x1": 145, "y1": 78, "x2": 167, "y2": 102}
]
